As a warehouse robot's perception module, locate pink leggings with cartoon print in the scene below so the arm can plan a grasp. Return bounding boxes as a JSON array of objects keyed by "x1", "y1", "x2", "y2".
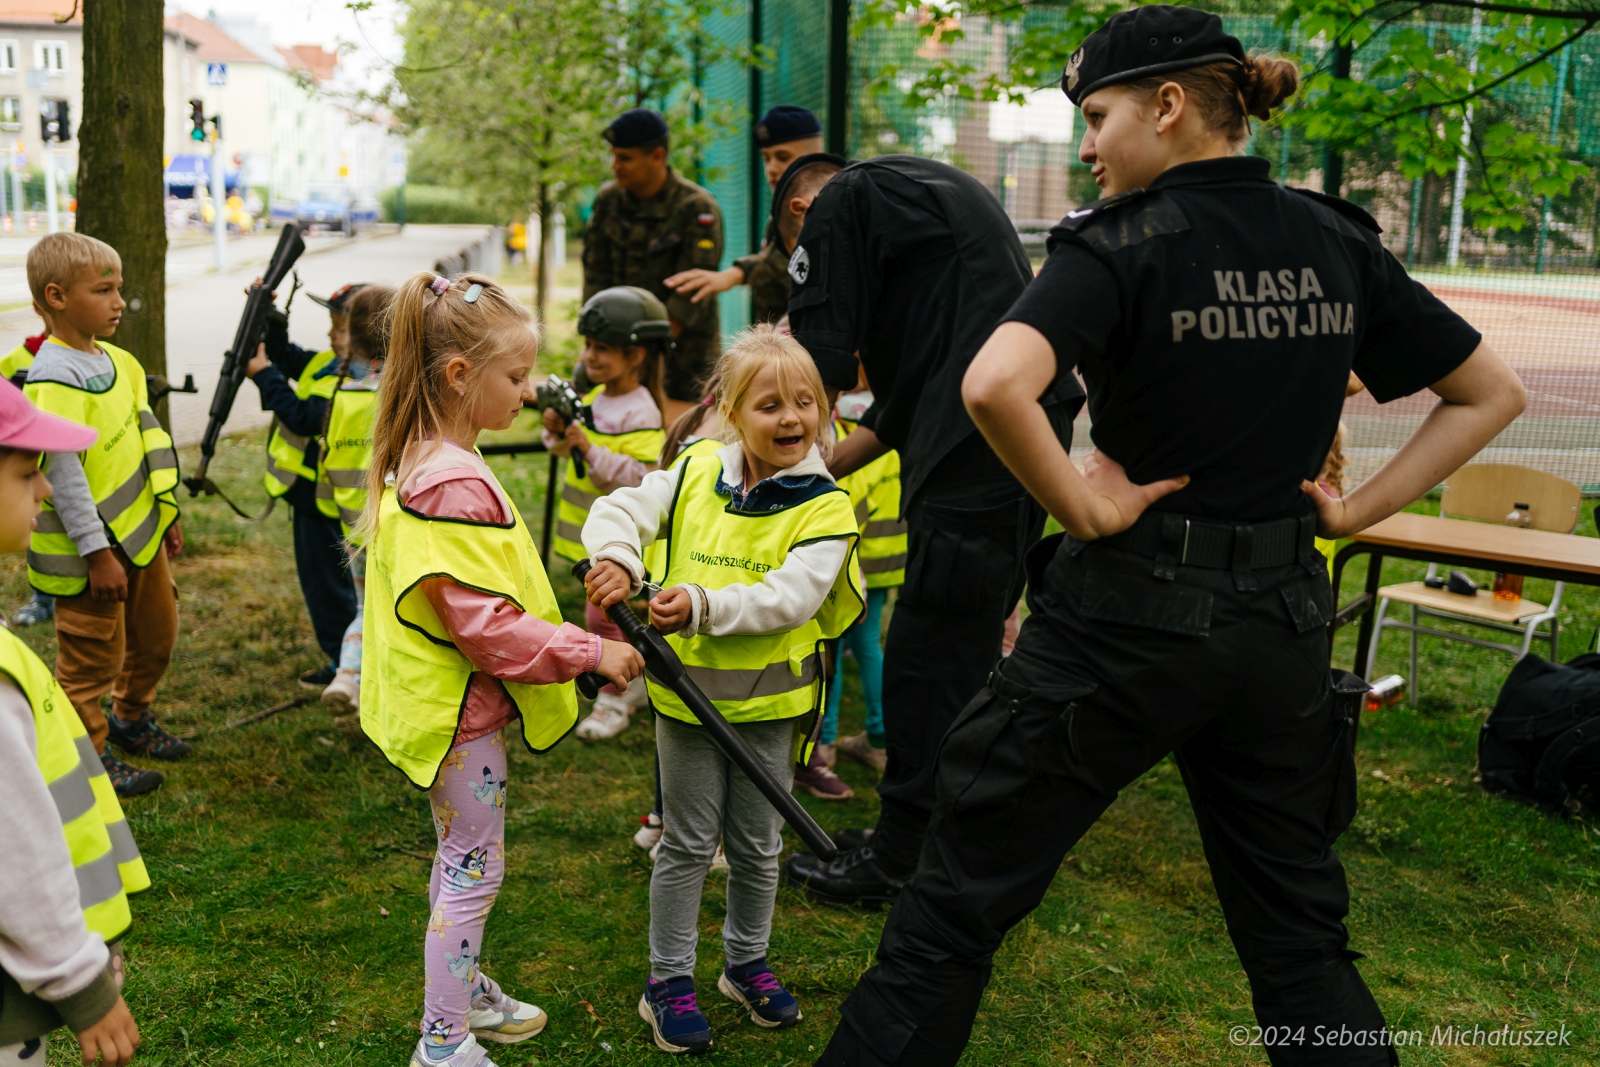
[{"x1": 421, "y1": 728, "x2": 507, "y2": 1048}]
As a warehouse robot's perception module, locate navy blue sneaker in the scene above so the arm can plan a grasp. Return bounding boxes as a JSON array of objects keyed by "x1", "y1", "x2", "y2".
[
  {"x1": 638, "y1": 975, "x2": 713, "y2": 1053},
  {"x1": 718, "y1": 958, "x2": 801, "y2": 1029}
]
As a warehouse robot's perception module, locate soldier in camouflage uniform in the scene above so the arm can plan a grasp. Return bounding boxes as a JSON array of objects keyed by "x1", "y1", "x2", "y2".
[
  {"x1": 667, "y1": 106, "x2": 825, "y2": 325},
  {"x1": 583, "y1": 107, "x2": 724, "y2": 401}
]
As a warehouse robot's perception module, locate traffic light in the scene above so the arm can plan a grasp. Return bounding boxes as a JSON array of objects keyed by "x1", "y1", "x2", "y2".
[
  {"x1": 39, "y1": 99, "x2": 69, "y2": 143},
  {"x1": 190, "y1": 98, "x2": 206, "y2": 141}
]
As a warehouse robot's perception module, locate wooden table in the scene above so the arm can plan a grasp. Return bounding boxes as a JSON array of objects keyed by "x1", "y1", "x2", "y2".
[{"x1": 1329, "y1": 512, "x2": 1600, "y2": 675}]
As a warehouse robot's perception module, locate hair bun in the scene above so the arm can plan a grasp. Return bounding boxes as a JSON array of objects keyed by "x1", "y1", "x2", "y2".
[{"x1": 1239, "y1": 54, "x2": 1300, "y2": 120}]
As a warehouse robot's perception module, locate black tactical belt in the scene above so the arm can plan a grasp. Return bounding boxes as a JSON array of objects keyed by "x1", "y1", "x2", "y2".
[{"x1": 1096, "y1": 510, "x2": 1318, "y2": 574}]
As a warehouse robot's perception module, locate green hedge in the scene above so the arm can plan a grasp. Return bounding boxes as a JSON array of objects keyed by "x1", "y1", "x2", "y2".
[{"x1": 378, "y1": 184, "x2": 497, "y2": 225}]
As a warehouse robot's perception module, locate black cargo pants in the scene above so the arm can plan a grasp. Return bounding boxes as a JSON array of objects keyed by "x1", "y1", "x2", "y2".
[
  {"x1": 870, "y1": 446, "x2": 1046, "y2": 876},
  {"x1": 821, "y1": 532, "x2": 1396, "y2": 1067}
]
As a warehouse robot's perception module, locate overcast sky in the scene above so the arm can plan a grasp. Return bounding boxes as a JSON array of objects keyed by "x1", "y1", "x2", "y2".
[{"x1": 177, "y1": 0, "x2": 404, "y2": 92}]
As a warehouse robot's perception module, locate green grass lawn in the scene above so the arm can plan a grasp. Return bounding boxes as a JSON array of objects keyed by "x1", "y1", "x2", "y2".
[{"x1": 15, "y1": 431, "x2": 1598, "y2": 1065}]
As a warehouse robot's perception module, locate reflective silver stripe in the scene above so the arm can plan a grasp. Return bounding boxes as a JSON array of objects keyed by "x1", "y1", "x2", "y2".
[
  {"x1": 683, "y1": 654, "x2": 820, "y2": 702},
  {"x1": 145, "y1": 447, "x2": 177, "y2": 472},
  {"x1": 137, "y1": 411, "x2": 160, "y2": 431},
  {"x1": 862, "y1": 553, "x2": 907, "y2": 574},
  {"x1": 97, "y1": 462, "x2": 151, "y2": 522},
  {"x1": 325, "y1": 467, "x2": 365, "y2": 489},
  {"x1": 28, "y1": 547, "x2": 89, "y2": 577},
  {"x1": 315, "y1": 478, "x2": 335, "y2": 499},
  {"x1": 264, "y1": 450, "x2": 297, "y2": 488},
  {"x1": 48, "y1": 765, "x2": 97, "y2": 825},
  {"x1": 116, "y1": 497, "x2": 162, "y2": 561},
  {"x1": 75, "y1": 849, "x2": 123, "y2": 910},
  {"x1": 854, "y1": 498, "x2": 869, "y2": 527},
  {"x1": 277, "y1": 427, "x2": 310, "y2": 450},
  {"x1": 76, "y1": 735, "x2": 103, "y2": 776},
  {"x1": 561, "y1": 483, "x2": 598, "y2": 510},
  {"x1": 555, "y1": 520, "x2": 585, "y2": 545},
  {"x1": 106, "y1": 816, "x2": 141, "y2": 866},
  {"x1": 34, "y1": 508, "x2": 66, "y2": 534},
  {"x1": 338, "y1": 504, "x2": 362, "y2": 526},
  {"x1": 865, "y1": 519, "x2": 907, "y2": 538}
]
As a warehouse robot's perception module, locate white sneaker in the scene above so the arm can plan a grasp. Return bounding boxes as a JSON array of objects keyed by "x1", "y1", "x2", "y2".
[
  {"x1": 322, "y1": 669, "x2": 360, "y2": 713},
  {"x1": 634, "y1": 811, "x2": 663, "y2": 850},
  {"x1": 619, "y1": 674, "x2": 648, "y2": 710},
  {"x1": 411, "y1": 1031, "x2": 496, "y2": 1067},
  {"x1": 467, "y1": 973, "x2": 547, "y2": 1044},
  {"x1": 575, "y1": 692, "x2": 632, "y2": 741}
]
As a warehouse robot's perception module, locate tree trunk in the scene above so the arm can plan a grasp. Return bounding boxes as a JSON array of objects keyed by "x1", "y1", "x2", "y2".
[
  {"x1": 536, "y1": 180, "x2": 552, "y2": 319},
  {"x1": 1418, "y1": 169, "x2": 1447, "y2": 266},
  {"x1": 76, "y1": 0, "x2": 168, "y2": 421}
]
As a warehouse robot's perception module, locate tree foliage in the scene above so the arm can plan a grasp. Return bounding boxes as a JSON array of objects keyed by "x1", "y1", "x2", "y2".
[{"x1": 858, "y1": 0, "x2": 1593, "y2": 232}]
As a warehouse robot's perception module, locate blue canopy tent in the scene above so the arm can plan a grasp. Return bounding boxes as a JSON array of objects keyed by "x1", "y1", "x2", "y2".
[{"x1": 164, "y1": 154, "x2": 240, "y2": 199}]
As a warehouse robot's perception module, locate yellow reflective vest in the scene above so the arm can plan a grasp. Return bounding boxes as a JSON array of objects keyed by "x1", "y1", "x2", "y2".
[
  {"x1": 0, "y1": 627, "x2": 149, "y2": 942},
  {"x1": 642, "y1": 435, "x2": 722, "y2": 581},
  {"x1": 1, "y1": 341, "x2": 35, "y2": 383},
  {"x1": 835, "y1": 419, "x2": 906, "y2": 590},
  {"x1": 647, "y1": 453, "x2": 862, "y2": 729},
  {"x1": 263, "y1": 349, "x2": 341, "y2": 498},
  {"x1": 319, "y1": 378, "x2": 380, "y2": 537},
  {"x1": 552, "y1": 387, "x2": 665, "y2": 563},
  {"x1": 361, "y1": 467, "x2": 579, "y2": 788},
  {"x1": 26, "y1": 342, "x2": 179, "y2": 597}
]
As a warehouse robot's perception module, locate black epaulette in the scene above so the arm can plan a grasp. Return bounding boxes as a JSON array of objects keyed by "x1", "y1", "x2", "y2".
[
  {"x1": 1289, "y1": 187, "x2": 1382, "y2": 234},
  {"x1": 1047, "y1": 187, "x2": 1187, "y2": 255},
  {"x1": 1052, "y1": 188, "x2": 1152, "y2": 234}
]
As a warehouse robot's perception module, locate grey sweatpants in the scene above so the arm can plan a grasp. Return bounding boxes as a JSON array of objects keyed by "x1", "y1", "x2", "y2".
[{"x1": 650, "y1": 714, "x2": 796, "y2": 979}]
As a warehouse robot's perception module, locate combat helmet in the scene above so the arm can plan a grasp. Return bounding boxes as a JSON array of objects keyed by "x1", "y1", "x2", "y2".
[{"x1": 577, "y1": 286, "x2": 674, "y2": 349}]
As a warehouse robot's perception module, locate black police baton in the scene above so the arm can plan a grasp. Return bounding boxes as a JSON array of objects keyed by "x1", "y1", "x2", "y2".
[{"x1": 571, "y1": 559, "x2": 838, "y2": 861}]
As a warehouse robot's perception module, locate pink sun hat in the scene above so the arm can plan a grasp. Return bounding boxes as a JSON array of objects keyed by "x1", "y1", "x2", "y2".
[{"x1": 0, "y1": 377, "x2": 97, "y2": 452}]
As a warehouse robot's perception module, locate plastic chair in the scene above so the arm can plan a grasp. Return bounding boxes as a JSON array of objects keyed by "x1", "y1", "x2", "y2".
[{"x1": 1365, "y1": 464, "x2": 1581, "y2": 704}]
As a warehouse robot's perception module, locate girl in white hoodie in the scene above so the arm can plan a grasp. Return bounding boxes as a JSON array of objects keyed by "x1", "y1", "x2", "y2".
[{"x1": 582, "y1": 325, "x2": 862, "y2": 1054}]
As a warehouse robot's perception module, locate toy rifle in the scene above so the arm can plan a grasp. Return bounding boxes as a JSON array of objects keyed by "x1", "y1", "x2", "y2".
[
  {"x1": 571, "y1": 558, "x2": 839, "y2": 861},
  {"x1": 183, "y1": 223, "x2": 306, "y2": 517}
]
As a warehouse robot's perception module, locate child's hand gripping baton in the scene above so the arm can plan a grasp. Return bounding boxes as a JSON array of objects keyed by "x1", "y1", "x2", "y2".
[{"x1": 571, "y1": 559, "x2": 838, "y2": 862}]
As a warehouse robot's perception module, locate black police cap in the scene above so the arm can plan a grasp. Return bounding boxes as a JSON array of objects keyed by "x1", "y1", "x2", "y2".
[
  {"x1": 1062, "y1": 5, "x2": 1244, "y2": 106},
  {"x1": 603, "y1": 108, "x2": 669, "y2": 149},
  {"x1": 755, "y1": 105, "x2": 822, "y2": 147},
  {"x1": 769, "y1": 152, "x2": 850, "y2": 232}
]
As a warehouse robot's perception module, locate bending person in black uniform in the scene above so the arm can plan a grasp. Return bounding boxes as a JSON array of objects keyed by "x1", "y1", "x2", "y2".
[
  {"x1": 778, "y1": 152, "x2": 1084, "y2": 904},
  {"x1": 817, "y1": 8, "x2": 1525, "y2": 1066}
]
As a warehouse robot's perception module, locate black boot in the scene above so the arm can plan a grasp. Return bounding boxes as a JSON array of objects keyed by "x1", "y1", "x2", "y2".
[
  {"x1": 831, "y1": 827, "x2": 875, "y2": 852},
  {"x1": 783, "y1": 844, "x2": 905, "y2": 908}
]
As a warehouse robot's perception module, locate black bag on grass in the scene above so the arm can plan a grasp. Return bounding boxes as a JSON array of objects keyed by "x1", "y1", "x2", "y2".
[{"x1": 1480, "y1": 652, "x2": 1600, "y2": 810}]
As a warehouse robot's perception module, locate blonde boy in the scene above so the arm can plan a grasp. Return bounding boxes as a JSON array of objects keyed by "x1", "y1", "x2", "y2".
[{"x1": 24, "y1": 233, "x2": 187, "y2": 799}]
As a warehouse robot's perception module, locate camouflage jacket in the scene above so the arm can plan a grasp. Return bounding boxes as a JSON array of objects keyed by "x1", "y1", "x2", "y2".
[
  {"x1": 582, "y1": 168, "x2": 724, "y2": 342},
  {"x1": 734, "y1": 238, "x2": 791, "y2": 324}
]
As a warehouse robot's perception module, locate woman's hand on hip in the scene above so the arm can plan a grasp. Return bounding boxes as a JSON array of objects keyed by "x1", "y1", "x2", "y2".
[{"x1": 1074, "y1": 450, "x2": 1189, "y2": 539}]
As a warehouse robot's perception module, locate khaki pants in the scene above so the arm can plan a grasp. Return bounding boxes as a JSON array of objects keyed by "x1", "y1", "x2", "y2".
[{"x1": 54, "y1": 544, "x2": 178, "y2": 753}]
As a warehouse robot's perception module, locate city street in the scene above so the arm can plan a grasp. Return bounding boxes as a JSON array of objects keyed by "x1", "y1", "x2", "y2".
[{"x1": 0, "y1": 224, "x2": 492, "y2": 445}]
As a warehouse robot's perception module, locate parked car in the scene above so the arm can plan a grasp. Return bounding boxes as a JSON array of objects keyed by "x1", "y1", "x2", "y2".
[
  {"x1": 295, "y1": 182, "x2": 354, "y2": 234},
  {"x1": 351, "y1": 196, "x2": 382, "y2": 226}
]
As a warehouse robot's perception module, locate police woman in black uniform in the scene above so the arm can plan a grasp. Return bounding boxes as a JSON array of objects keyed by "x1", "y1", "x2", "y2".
[{"x1": 817, "y1": 8, "x2": 1525, "y2": 1067}]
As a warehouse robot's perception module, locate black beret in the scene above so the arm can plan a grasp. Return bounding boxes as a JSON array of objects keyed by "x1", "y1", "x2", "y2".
[
  {"x1": 754, "y1": 105, "x2": 822, "y2": 147},
  {"x1": 603, "y1": 108, "x2": 669, "y2": 148},
  {"x1": 769, "y1": 152, "x2": 849, "y2": 232},
  {"x1": 1062, "y1": 5, "x2": 1244, "y2": 106}
]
